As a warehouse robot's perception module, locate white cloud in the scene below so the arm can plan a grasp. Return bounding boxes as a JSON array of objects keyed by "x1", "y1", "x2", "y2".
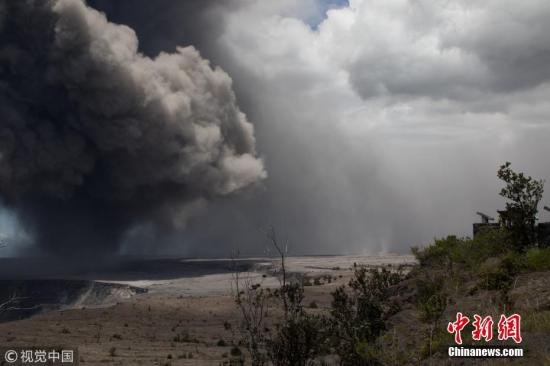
[{"x1": 207, "y1": 0, "x2": 550, "y2": 252}]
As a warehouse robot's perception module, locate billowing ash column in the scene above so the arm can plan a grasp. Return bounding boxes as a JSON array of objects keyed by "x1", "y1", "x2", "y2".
[{"x1": 0, "y1": 0, "x2": 266, "y2": 257}]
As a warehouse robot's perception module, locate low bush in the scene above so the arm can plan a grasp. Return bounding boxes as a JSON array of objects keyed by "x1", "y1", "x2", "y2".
[
  {"x1": 523, "y1": 310, "x2": 550, "y2": 333},
  {"x1": 419, "y1": 328, "x2": 449, "y2": 359},
  {"x1": 173, "y1": 331, "x2": 199, "y2": 343},
  {"x1": 525, "y1": 247, "x2": 550, "y2": 271},
  {"x1": 217, "y1": 339, "x2": 228, "y2": 347},
  {"x1": 267, "y1": 315, "x2": 326, "y2": 366},
  {"x1": 330, "y1": 266, "x2": 403, "y2": 365},
  {"x1": 474, "y1": 251, "x2": 524, "y2": 295},
  {"x1": 230, "y1": 346, "x2": 242, "y2": 357},
  {"x1": 412, "y1": 229, "x2": 512, "y2": 273}
]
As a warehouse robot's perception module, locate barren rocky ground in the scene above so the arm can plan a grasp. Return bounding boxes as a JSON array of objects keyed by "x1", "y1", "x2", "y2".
[
  {"x1": 0, "y1": 255, "x2": 414, "y2": 365},
  {"x1": 4, "y1": 253, "x2": 546, "y2": 365}
]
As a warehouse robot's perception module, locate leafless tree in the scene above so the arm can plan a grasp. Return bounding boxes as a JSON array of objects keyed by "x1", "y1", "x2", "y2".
[
  {"x1": 231, "y1": 226, "x2": 325, "y2": 366},
  {"x1": 265, "y1": 226, "x2": 290, "y2": 319},
  {"x1": 230, "y1": 225, "x2": 295, "y2": 365},
  {"x1": 231, "y1": 249, "x2": 270, "y2": 366}
]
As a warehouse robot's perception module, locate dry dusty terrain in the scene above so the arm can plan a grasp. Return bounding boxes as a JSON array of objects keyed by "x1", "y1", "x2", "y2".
[{"x1": 0, "y1": 255, "x2": 415, "y2": 365}]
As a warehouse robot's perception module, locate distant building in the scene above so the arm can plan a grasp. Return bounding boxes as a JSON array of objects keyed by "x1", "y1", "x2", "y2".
[
  {"x1": 473, "y1": 209, "x2": 550, "y2": 247},
  {"x1": 538, "y1": 222, "x2": 550, "y2": 247},
  {"x1": 473, "y1": 212, "x2": 499, "y2": 237},
  {"x1": 472, "y1": 222, "x2": 500, "y2": 237}
]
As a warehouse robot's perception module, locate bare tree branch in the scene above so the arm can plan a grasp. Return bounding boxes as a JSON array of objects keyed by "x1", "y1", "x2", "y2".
[
  {"x1": 264, "y1": 225, "x2": 291, "y2": 320},
  {"x1": 231, "y1": 249, "x2": 269, "y2": 365}
]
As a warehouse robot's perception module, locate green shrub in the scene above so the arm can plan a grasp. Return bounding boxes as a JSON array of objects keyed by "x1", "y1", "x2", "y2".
[
  {"x1": 267, "y1": 315, "x2": 326, "y2": 366},
  {"x1": 419, "y1": 293, "x2": 447, "y2": 324},
  {"x1": 173, "y1": 331, "x2": 199, "y2": 343},
  {"x1": 485, "y1": 270, "x2": 514, "y2": 291},
  {"x1": 474, "y1": 251, "x2": 524, "y2": 294},
  {"x1": 468, "y1": 229, "x2": 514, "y2": 268},
  {"x1": 497, "y1": 162, "x2": 544, "y2": 250},
  {"x1": 230, "y1": 346, "x2": 242, "y2": 357},
  {"x1": 523, "y1": 310, "x2": 550, "y2": 333},
  {"x1": 330, "y1": 266, "x2": 403, "y2": 365},
  {"x1": 416, "y1": 275, "x2": 444, "y2": 304},
  {"x1": 416, "y1": 274, "x2": 447, "y2": 328},
  {"x1": 419, "y1": 328, "x2": 449, "y2": 359},
  {"x1": 411, "y1": 235, "x2": 462, "y2": 268},
  {"x1": 412, "y1": 229, "x2": 513, "y2": 273},
  {"x1": 525, "y1": 248, "x2": 550, "y2": 271}
]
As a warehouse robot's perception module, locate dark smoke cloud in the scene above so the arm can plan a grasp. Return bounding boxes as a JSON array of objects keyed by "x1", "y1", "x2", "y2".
[
  {"x1": 81, "y1": 0, "x2": 426, "y2": 256},
  {"x1": 0, "y1": 0, "x2": 265, "y2": 257},
  {"x1": 87, "y1": 0, "x2": 234, "y2": 60},
  {"x1": 81, "y1": 0, "x2": 550, "y2": 259}
]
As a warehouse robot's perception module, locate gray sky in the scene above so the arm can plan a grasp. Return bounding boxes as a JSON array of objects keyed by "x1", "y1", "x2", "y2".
[{"x1": 2, "y1": 0, "x2": 550, "y2": 257}]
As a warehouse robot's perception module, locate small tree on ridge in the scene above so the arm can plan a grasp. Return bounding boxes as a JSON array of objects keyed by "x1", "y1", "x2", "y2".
[{"x1": 497, "y1": 162, "x2": 544, "y2": 249}]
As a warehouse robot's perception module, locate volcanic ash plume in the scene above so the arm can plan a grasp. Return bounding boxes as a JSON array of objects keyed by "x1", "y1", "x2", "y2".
[{"x1": 0, "y1": 0, "x2": 266, "y2": 256}]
